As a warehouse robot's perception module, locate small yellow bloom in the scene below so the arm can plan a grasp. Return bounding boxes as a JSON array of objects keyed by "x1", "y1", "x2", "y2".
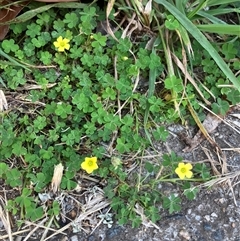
[
  {"x1": 122, "y1": 56, "x2": 128, "y2": 61},
  {"x1": 111, "y1": 156, "x2": 122, "y2": 169},
  {"x1": 53, "y1": 36, "x2": 70, "y2": 52},
  {"x1": 175, "y1": 162, "x2": 193, "y2": 180},
  {"x1": 81, "y1": 157, "x2": 98, "y2": 174}
]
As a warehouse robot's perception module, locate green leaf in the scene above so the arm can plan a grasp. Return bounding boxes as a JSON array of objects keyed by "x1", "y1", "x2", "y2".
[
  {"x1": 183, "y1": 187, "x2": 199, "y2": 200},
  {"x1": 2, "y1": 39, "x2": 19, "y2": 53},
  {"x1": 92, "y1": 33, "x2": 107, "y2": 47},
  {"x1": 152, "y1": 126, "x2": 169, "y2": 141},
  {"x1": 165, "y1": 15, "x2": 180, "y2": 30},
  {"x1": 193, "y1": 163, "x2": 211, "y2": 179},
  {"x1": 164, "y1": 76, "x2": 183, "y2": 93},
  {"x1": 211, "y1": 98, "x2": 230, "y2": 115},
  {"x1": 162, "y1": 152, "x2": 183, "y2": 167},
  {"x1": 144, "y1": 162, "x2": 154, "y2": 173},
  {"x1": 0, "y1": 163, "x2": 8, "y2": 177},
  {"x1": 163, "y1": 194, "x2": 181, "y2": 214},
  {"x1": 64, "y1": 12, "x2": 79, "y2": 28},
  {"x1": 48, "y1": 200, "x2": 60, "y2": 216},
  {"x1": 116, "y1": 137, "x2": 132, "y2": 153},
  {"x1": 227, "y1": 89, "x2": 240, "y2": 105},
  {"x1": 15, "y1": 188, "x2": 34, "y2": 209},
  {"x1": 26, "y1": 23, "x2": 41, "y2": 38},
  {"x1": 12, "y1": 141, "x2": 27, "y2": 156},
  {"x1": 222, "y1": 43, "x2": 238, "y2": 59},
  {"x1": 26, "y1": 205, "x2": 44, "y2": 221},
  {"x1": 55, "y1": 103, "x2": 72, "y2": 118},
  {"x1": 145, "y1": 206, "x2": 161, "y2": 223}
]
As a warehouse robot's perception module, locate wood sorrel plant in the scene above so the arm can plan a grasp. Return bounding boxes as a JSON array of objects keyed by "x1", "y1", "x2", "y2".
[{"x1": 0, "y1": 2, "x2": 225, "y2": 226}]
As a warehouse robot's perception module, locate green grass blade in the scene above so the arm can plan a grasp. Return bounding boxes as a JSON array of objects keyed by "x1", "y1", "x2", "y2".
[
  {"x1": 187, "y1": 0, "x2": 209, "y2": 19},
  {"x1": 196, "y1": 24, "x2": 240, "y2": 36},
  {"x1": 207, "y1": 0, "x2": 240, "y2": 7},
  {"x1": 196, "y1": 11, "x2": 227, "y2": 24},
  {"x1": 205, "y1": 8, "x2": 240, "y2": 15},
  {"x1": 0, "y1": 48, "x2": 31, "y2": 72},
  {"x1": 154, "y1": 0, "x2": 240, "y2": 91},
  {"x1": 144, "y1": 38, "x2": 160, "y2": 145}
]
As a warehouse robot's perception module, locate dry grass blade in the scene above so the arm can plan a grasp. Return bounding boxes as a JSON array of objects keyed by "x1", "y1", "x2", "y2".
[
  {"x1": 51, "y1": 163, "x2": 64, "y2": 193},
  {"x1": 200, "y1": 169, "x2": 240, "y2": 206},
  {"x1": 15, "y1": 95, "x2": 46, "y2": 106},
  {"x1": 201, "y1": 146, "x2": 221, "y2": 176},
  {"x1": 142, "y1": 0, "x2": 152, "y2": 26},
  {"x1": 40, "y1": 216, "x2": 54, "y2": 241},
  {"x1": 43, "y1": 189, "x2": 110, "y2": 241},
  {"x1": 184, "y1": 104, "x2": 222, "y2": 153},
  {"x1": 0, "y1": 190, "x2": 13, "y2": 241},
  {"x1": 199, "y1": 102, "x2": 240, "y2": 135},
  {"x1": 0, "y1": 89, "x2": 8, "y2": 111},
  {"x1": 0, "y1": 201, "x2": 12, "y2": 241},
  {"x1": 106, "y1": 0, "x2": 118, "y2": 41},
  {"x1": 121, "y1": 13, "x2": 139, "y2": 39},
  {"x1": 16, "y1": 83, "x2": 56, "y2": 91},
  {"x1": 134, "y1": 203, "x2": 160, "y2": 229},
  {"x1": 171, "y1": 53, "x2": 211, "y2": 106},
  {"x1": 0, "y1": 229, "x2": 31, "y2": 240},
  {"x1": 23, "y1": 217, "x2": 48, "y2": 241},
  {"x1": 23, "y1": 219, "x2": 67, "y2": 237}
]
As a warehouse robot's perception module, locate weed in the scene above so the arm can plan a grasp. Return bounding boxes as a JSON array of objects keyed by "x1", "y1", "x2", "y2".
[{"x1": 0, "y1": 0, "x2": 239, "y2": 229}]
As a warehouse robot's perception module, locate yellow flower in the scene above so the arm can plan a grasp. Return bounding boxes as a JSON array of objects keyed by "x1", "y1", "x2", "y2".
[
  {"x1": 81, "y1": 157, "x2": 98, "y2": 174},
  {"x1": 53, "y1": 36, "x2": 70, "y2": 52},
  {"x1": 122, "y1": 56, "x2": 128, "y2": 61},
  {"x1": 175, "y1": 162, "x2": 193, "y2": 180}
]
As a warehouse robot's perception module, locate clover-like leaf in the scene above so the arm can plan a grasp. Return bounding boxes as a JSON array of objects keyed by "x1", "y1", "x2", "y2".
[
  {"x1": 211, "y1": 98, "x2": 230, "y2": 116},
  {"x1": 165, "y1": 15, "x2": 179, "y2": 30},
  {"x1": 164, "y1": 76, "x2": 183, "y2": 92},
  {"x1": 227, "y1": 89, "x2": 240, "y2": 105}
]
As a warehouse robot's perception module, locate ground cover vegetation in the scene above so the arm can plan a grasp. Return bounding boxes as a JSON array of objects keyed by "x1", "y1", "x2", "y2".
[{"x1": 0, "y1": 0, "x2": 239, "y2": 233}]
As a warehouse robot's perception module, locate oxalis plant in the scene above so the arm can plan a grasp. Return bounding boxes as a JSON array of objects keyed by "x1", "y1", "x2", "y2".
[{"x1": 0, "y1": 1, "x2": 239, "y2": 228}]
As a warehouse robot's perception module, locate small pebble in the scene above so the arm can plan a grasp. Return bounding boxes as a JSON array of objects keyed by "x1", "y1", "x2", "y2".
[
  {"x1": 197, "y1": 204, "x2": 204, "y2": 211},
  {"x1": 87, "y1": 235, "x2": 96, "y2": 241},
  {"x1": 106, "y1": 226, "x2": 123, "y2": 239},
  {"x1": 195, "y1": 215, "x2": 201, "y2": 221},
  {"x1": 211, "y1": 229, "x2": 225, "y2": 241},
  {"x1": 179, "y1": 230, "x2": 191, "y2": 240},
  {"x1": 203, "y1": 222, "x2": 212, "y2": 232},
  {"x1": 204, "y1": 215, "x2": 210, "y2": 222},
  {"x1": 211, "y1": 212, "x2": 218, "y2": 218},
  {"x1": 61, "y1": 237, "x2": 68, "y2": 241},
  {"x1": 70, "y1": 235, "x2": 78, "y2": 241},
  {"x1": 218, "y1": 198, "x2": 225, "y2": 204}
]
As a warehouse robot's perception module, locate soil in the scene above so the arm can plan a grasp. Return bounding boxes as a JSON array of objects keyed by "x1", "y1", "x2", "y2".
[{"x1": 1, "y1": 106, "x2": 240, "y2": 241}]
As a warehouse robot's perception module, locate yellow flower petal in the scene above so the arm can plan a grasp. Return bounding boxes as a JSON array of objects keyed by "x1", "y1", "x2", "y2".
[
  {"x1": 81, "y1": 157, "x2": 98, "y2": 174},
  {"x1": 178, "y1": 163, "x2": 185, "y2": 169},
  {"x1": 53, "y1": 36, "x2": 70, "y2": 52},
  {"x1": 185, "y1": 171, "x2": 193, "y2": 178},
  {"x1": 175, "y1": 162, "x2": 193, "y2": 179},
  {"x1": 175, "y1": 168, "x2": 185, "y2": 179},
  {"x1": 185, "y1": 163, "x2": 193, "y2": 170}
]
